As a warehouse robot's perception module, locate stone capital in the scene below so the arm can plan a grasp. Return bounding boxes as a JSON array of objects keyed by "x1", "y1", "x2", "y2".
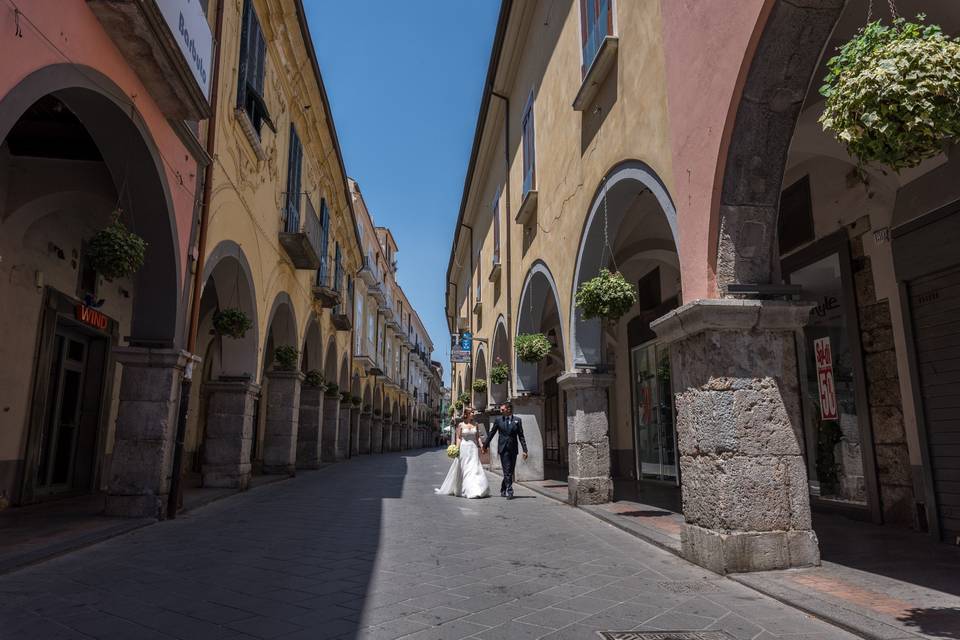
[
  {"x1": 203, "y1": 378, "x2": 261, "y2": 396},
  {"x1": 651, "y1": 299, "x2": 814, "y2": 343},
  {"x1": 557, "y1": 371, "x2": 615, "y2": 391},
  {"x1": 265, "y1": 369, "x2": 305, "y2": 382},
  {"x1": 113, "y1": 346, "x2": 197, "y2": 370}
]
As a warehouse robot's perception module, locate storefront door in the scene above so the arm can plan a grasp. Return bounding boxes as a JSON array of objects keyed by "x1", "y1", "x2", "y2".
[
  {"x1": 630, "y1": 342, "x2": 676, "y2": 483},
  {"x1": 35, "y1": 322, "x2": 107, "y2": 497}
]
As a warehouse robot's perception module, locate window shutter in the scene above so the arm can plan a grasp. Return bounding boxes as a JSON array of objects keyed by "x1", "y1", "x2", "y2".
[{"x1": 237, "y1": 0, "x2": 252, "y2": 108}]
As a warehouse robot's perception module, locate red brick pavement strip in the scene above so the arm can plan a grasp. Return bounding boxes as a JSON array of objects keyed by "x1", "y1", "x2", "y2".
[{"x1": 787, "y1": 573, "x2": 914, "y2": 619}]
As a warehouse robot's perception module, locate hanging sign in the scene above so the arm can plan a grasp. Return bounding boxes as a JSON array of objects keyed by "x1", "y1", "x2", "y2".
[
  {"x1": 814, "y1": 337, "x2": 838, "y2": 420},
  {"x1": 75, "y1": 304, "x2": 109, "y2": 332},
  {"x1": 459, "y1": 331, "x2": 473, "y2": 351},
  {"x1": 157, "y1": 0, "x2": 213, "y2": 99},
  {"x1": 450, "y1": 349, "x2": 471, "y2": 364}
]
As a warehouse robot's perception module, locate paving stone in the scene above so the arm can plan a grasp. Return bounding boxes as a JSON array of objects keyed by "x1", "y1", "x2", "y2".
[{"x1": 0, "y1": 451, "x2": 858, "y2": 640}]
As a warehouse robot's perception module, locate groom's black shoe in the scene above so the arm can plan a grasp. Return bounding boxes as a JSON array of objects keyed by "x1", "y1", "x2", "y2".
[
  {"x1": 506, "y1": 492, "x2": 514, "y2": 500},
  {"x1": 500, "y1": 491, "x2": 506, "y2": 498}
]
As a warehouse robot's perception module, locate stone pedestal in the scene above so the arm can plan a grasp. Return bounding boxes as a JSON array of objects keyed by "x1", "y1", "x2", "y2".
[
  {"x1": 359, "y1": 411, "x2": 373, "y2": 454},
  {"x1": 557, "y1": 372, "x2": 614, "y2": 506},
  {"x1": 321, "y1": 394, "x2": 340, "y2": 462},
  {"x1": 511, "y1": 396, "x2": 545, "y2": 481},
  {"x1": 372, "y1": 417, "x2": 383, "y2": 454},
  {"x1": 350, "y1": 407, "x2": 361, "y2": 456},
  {"x1": 392, "y1": 422, "x2": 401, "y2": 451},
  {"x1": 401, "y1": 425, "x2": 409, "y2": 450},
  {"x1": 651, "y1": 299, "x2": 820, "y2": 573},
  {"x1": 262, "y1": 370, "x2": 302, "y2": 475},
  {"x1": 106, "y1": 348, "x2": 194, "y2": 519},
  {"x1": 337, "y1": 403, "x2": 351, "y2": 460},
  {"x1": 296, "y1": 385, "x2": 324, "y2": 469},
  {"x1": 202, "y1": 379, "x2": 260, "y2": 488}
]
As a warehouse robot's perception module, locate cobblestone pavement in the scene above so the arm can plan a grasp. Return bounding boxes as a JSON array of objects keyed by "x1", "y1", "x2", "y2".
[{"x1": 0, "y1": 450, "x2": 857, "y2": 640}]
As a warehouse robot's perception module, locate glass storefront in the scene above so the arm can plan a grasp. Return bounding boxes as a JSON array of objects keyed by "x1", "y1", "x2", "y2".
[
  {"x1": 630, "y1": 343, "x2": 676, "y2": 483},
  {"x1": 786, "y1": 246, "x2": 872, "y2": 510}
]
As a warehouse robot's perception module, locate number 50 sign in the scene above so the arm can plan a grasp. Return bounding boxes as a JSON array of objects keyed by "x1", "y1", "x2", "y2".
[{"x1": 814, "y1": 337, "x2": 838, "y2": 420}]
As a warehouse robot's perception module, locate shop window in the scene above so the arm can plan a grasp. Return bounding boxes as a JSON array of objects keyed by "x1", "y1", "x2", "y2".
[
  {"x1": 237, "y1": 0, "x2": 271, "y2": 137},
  {"x1": 778, "y1": 175, "x2": 815, "y2": 256},
  {"x1": 580, "y1": 0, "x2": 613, "y2": 76}
]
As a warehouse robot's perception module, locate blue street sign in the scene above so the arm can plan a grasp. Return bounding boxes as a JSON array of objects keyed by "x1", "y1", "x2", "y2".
[{"x1": 460, "y1": 332, "x2": 472, "y2": 351}]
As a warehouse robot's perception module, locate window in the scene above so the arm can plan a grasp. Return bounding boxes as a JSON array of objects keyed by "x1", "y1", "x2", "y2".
[
  {"x1": 521, "y1": 97, "x2": 536, "y2": 196},
  {"x1": 283, "y1": 125, "x2": 302, "y2": 233},
  {"x1": 334, "y1": 243, "x2": 343, "y2": 292},
  {"x1": 237, "y1": 0, "x2": 271, "y2": 136},
  {"x1": 492, "y1": 188, "x2": 501, "y2": 265},
  {"x1": 778, "y1": 175, "x2": 815, "y2": 256},
  {"x1": 355, "y1": 293, "x2": 363, "y2": 352},
  {"x1": 580, "y1": 0, "x2": 613, "y2": 76},
  {"x1": 316, "y1": 198, "x2": 330, "y2": 287}
]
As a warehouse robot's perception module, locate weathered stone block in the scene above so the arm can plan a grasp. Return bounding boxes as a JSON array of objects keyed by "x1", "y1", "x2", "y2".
[
  {"x1": 865, "y1": 350, "x2": 898, "y2": 384},
  {"x1": 567, "y1": 475, "x2": 612, "y2": 506},
  {"x1": 322, "y1": 397, "x2": 340, "y2": 462},
  {"x1": 871, "y1": 405, "x2": 906, "y2": 444},
  {"x1": 875, "y1": 443, "x2": 912, "y2": 486},
  {"x1": 568, "y1": 440, "x2": 610, "y2": 479}
]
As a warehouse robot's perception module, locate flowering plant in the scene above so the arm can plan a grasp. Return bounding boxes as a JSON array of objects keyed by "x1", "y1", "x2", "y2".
[
  {"x1": 446, "y1": 444, "x2": 460, "y2": 459},
  {"x1": 575, "y1": 269, "x2": 637, "y2": 321},
  {"x1": 490, "y1": 359, "x2": 509, "y2": 385},
  {"x1": 514, "y1": 333, "x2": 551, "y2": 363}
]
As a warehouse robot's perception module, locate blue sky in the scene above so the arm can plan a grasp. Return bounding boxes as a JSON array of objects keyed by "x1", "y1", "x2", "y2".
[{"x1": 307, "y1": 0, "x2": 500, "y2": 387}]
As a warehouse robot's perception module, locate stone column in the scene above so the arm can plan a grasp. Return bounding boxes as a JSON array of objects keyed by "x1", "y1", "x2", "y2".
[
  {"x1": 651, "y1": 299, "x2": 819, "y2": 573},
  {"x1": 350, "y1": 406, "x2": 361, "y2": 456},
  {"x1": 359, "y1": 410, "x2": 373, "y2": 454},
  {"x1": 262, "y1": 370, "x2": 302, "y2": 476},
  {"x1": 401, "y1": 424, "x2": 408, "y2": 450},
  {"x1": 337, "y1": 401, "x2": 351, "y2": 460},
  {"x1": 106, "y1": 347, "x2": 193, "y2": 519},
  {"x1": 512, "y1": 396, "x2": 545, "y2": 481},
  {"x1": 557, "y1": 373, "x2": 614, "y2": 506},
  {"x1": 371, "y1": 416, "x2": 383, "y2": 454},
  {"x1": 392, "y1": 422, "x2": 401, "y2": 451},
  {"x1": 381, "y1": 418, "x2": 392, "y2": 452},
  {"x1": 321, "y1": 393, "x2": 340, "y2": 462},
  {"x1": 296, "y1": 384, "x2": 324, "y2": 469},
  {"x1": 202, "y1": 379, "x2": 260, "y2": 488}
]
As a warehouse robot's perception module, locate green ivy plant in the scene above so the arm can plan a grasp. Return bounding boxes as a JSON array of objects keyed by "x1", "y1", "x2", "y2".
[
  {"x1": 575, "y1": 269, "x2": 638, "y2": 321},
  {"x1": 324, "y1": 382, "x2": 339, "y2": 397},
  {"x1": 454, "y1": 400, "x2": 464, "y2": 411},
  {"x1": 819, "y1": 16, "x2": 960, "y2": 171},
  {"x1": 472, "y1": 378, "x2": 487, "y2": 394},
  {"x1": 490, "y1": 359, "x2": 509, "y2": 385},
  {"x1": 87, "y1": 210, "x2": 148, "y2": 280},
  {"x1": 514, "y1": 332, "x2": 551, "y2": 363},
  {"x1": 273, "y1": 346, "x2": 298, "y2": 371},
  {"x1": 457, "y1": 392, "x2": 471, "y2": 405},
  {"x1": 212, "y1": 308, "x2": 253, "y2": 339},
  {"x1": 303, "y1": 369, "x2": 325, "y2": 388}
]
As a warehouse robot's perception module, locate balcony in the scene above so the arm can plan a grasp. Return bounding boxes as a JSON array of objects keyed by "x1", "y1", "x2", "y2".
[
  {"x1": 515, "y1": 189, "x2": 538, "y2": 227},
  {"x1": 332, "y1": 310, "x2": 352, "y2": 331},
  {"x1": 355, "y1": 352, "x2": 376, "y2": 374},
  {"x1": 87, "y1": 0, "x2": 212, "y2": 120},
  {"x1": 359, "y1": 255, "x2": 380, "y2": 286},
  {"x1": 573, "y1": 35, "x2": 619, "y2": 111},
  {"x1": 312, "y1": 267, "x2": 340, "y2": 308},
  {"x1": 386, "y1": 317, "x2": 401, "y2": 332},
  {"x1": 379, "y1": 300, "x2": 394, "y2": 321},
  {"x1": 368, "y1": 282, "x2": 386, "y2": 304},
  {"x1": 279, "y1": 195, "x2": 322, "y2": 270}
]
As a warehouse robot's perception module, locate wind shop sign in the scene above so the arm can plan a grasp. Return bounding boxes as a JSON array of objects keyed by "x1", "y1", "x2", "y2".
[
  {"x1": 157, "y1": 0, "x2": 213, "y2": 99},
  {"x1": 75, "y1": 305, "x2": 110, "y2": 332}
]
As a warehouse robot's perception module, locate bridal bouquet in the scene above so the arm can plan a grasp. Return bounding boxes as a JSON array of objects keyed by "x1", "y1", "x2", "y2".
[{"x1": 446, "y1": 444, "x2": 460, "y2": 459}]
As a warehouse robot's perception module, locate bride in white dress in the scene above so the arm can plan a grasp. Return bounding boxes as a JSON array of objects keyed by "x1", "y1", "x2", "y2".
[{"x1": 435, "y1": 407, "x2": 490, "y2": 499}]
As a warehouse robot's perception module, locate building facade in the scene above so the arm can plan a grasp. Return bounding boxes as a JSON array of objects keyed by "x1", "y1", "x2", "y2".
[
  {"x1": 446, "y1": 0, "x2": 960, "y2": 573},
  {"x1": 0, "y1": 0, "x2": 440, "y2": 521}
]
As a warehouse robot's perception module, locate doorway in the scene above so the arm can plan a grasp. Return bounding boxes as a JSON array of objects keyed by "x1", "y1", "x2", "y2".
[
  {"x1": 543, "y1": 376, "x2": 567, "y2": 481},
  {"x1": 35, "y1": 322, "x2": 109, "y2": 498}
]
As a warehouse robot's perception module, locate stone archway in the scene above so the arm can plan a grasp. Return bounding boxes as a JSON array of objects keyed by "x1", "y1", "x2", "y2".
[
  {"x1": 296, "y1": 313, "x2": 324, "y2": 469},
  {"x1": 192, "y1": 246, "x2": 260, "y2": 489},
  {"x1": 473, "y1": 346, "x2": 488, "y2": 411},
  {"x1": 321, "y1": 338, "x2": 340, "y2": 462},
  {"x1": 260, "y1": 294, "x2": 300, "y2": 476},
  {"x1": 0, "y1": 69, "x2": 186, "y2": 516},
  {"x1": 490, "y1": 317, "x2": 510, "y2": 404}
]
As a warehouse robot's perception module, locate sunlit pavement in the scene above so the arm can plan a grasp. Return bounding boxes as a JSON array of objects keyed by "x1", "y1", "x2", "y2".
[{"x1": 0, "y1": 450, "x2": 856, "y2": 640}]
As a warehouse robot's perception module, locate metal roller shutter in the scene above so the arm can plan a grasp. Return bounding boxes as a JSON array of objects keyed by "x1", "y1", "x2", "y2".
[{"x1": 909, "y1": 264, "x2": 960, "y2": 542}]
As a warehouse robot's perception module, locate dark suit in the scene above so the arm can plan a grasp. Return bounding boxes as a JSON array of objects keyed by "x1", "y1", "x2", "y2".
[{"x1": 485, "y1": 414, "x2": 527, "y2": 496}]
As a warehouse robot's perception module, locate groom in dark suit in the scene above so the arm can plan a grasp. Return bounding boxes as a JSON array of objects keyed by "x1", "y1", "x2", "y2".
[{"x1": 484, "y1": 402, "x2": 528, "y2": 499}]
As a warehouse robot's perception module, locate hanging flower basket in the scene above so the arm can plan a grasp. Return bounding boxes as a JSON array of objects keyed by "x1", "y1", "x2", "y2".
[
  {"x1": 514, "y1": 333, "x2": 551, "y2": 363},
  {"x1": 213, "y1": 308, "x2": 253, "y2": 339},
  {"x1": 374, "y1": 408, "x2": 382, "y2": 416},
  {"x1": 351, "y1": 395, "x2": 362, "y2": 407},
  {"x1": 86, "y1": 210, "x2": 148, "y2": 280},
  {"x1": 472, "y1": 378, "x2": 487, "y2": 394},
  {"x1": 575, "y1": 268, "x2": 638, "y2": 322},
  {"x1": 340, "y1": 391, "x2": 351, "y2": 403},
  {"x1": 324, "y1": 382, "x2": 339, "y2": 397},
  {"x1": 457, "y1": 392, "x2": 471, "y2": 405},
  {"x1": 490, "y1": 360, "x2": 509, "y2": 385},
  {"x1": 273, "y1": 346, "x2": 298, "y2": 371},
  {"x1": 303, "y1": 369, "x2": 325, "y2": 389},
  {"x1": 454, "y1": 400, "x2": 464, "y2": 411},
  {"x1": 819, "y1": 16, "x2": 960, "y2": 171}
]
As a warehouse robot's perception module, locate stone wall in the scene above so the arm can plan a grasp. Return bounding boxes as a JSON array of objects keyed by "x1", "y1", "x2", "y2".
[{"x1": 851, "y1": 235, "x2": 915, "y2": 526}]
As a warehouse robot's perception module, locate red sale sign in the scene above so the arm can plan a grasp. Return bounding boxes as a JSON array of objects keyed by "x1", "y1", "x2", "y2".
[{"x1": 814, "y1": 337, "x2": 838, "y2": 420}]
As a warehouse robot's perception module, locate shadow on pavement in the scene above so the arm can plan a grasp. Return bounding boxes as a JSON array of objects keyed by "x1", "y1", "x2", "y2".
[{"x1": 897, "y1": 607, "x2": 960, "y2": 639}]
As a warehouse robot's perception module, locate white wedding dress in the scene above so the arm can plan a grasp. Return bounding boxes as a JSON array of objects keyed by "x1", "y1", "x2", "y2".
[{"x1": 435, "y1": 424, "x2": 490, "y2": 499}]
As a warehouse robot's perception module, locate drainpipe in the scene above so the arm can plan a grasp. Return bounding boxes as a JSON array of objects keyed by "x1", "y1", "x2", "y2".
[
  {"x1": 168, "y1": 0, "x2": 226, "y2": 519},
  {"x1": 490, "y1": 90, "x2": 513, "y2": 399}
]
